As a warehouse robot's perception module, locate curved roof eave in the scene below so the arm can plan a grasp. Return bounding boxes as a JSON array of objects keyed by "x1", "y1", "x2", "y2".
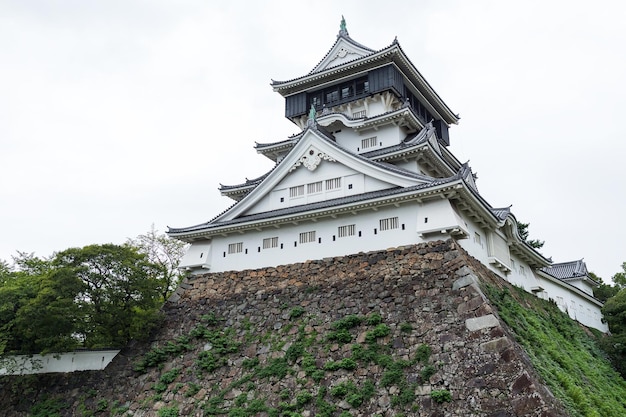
[{"x1": 272, "y1": 44, "x2": 459, "y2": 125}]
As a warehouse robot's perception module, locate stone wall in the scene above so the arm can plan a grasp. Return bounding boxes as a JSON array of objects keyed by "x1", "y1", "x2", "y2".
[{"x1": 0, "y1": 240, "x2": 568, "y2": 416}]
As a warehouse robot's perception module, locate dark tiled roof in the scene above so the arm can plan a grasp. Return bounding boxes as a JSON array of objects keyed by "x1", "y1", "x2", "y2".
[
  {"x1": 307, "y1": 32, "x2": 377, "y2": 75},
  {"x1": 541, "y1": 260, "x2": 589, "y2": 280},
  {"x1": 219, "y1": 171, "x2": 272, "y2": 191},
  {"x1": 271, "y1": 37, "x2": 394, "y2": 86},
  {"x1": 491, "y1": 207, "x2": 512, "y2": 221}
]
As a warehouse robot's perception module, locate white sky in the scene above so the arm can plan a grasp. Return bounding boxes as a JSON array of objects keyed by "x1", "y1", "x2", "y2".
[{"x1": 1, "y1": 1, "x2": 625, "y2": 280}]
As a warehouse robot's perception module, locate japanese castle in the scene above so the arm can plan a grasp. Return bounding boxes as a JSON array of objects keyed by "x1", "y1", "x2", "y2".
[{"x1": 168, "y1": 18, "x2": 606, "y2": 332}]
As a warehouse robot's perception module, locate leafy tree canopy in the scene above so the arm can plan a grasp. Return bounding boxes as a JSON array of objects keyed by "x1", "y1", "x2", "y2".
[
  {"x1": 516, "y1": 221, "x2": 545, "y2": 249},
  {"x1": 0, "y1": 241, "x2": 174, "y2": 355},
  {"x1": 127, "y1": 224, "x2": 188, "y2": 300}
]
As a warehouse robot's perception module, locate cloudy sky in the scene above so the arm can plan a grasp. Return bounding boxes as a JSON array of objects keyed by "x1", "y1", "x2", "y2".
[{"x1": 1, "y1": 1, "x2": 625, "y2": 280}]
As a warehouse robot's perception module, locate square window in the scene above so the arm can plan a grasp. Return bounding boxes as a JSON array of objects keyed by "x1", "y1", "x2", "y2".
[
  {"x1": 289, "y1": 185, "x2": 304, "y2": 198},
  {"x1": 379, "y1": 217, "x2": 399, "y2": 231},
  {"x1": 338, "y1": 224, "x2": 356, "y2": 238},
  {"x1": 299, "y1": 231, "x2": 316, "y2": 244},
  {"x1": 228, "y1": 242, "x2": 243, "y2": 254},
  {"x1": 263, "y1": 237, "x2": 279, "y2": 249}
]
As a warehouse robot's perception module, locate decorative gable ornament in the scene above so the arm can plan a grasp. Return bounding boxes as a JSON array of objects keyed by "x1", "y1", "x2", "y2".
[{"x1": 290, "y1": 147, "x2": 336, "y2": 172}]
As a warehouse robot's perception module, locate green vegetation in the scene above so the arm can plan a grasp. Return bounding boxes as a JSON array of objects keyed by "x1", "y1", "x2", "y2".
[
  {"x1": 0, "y1": 244, "x2": 169, "y2": 355},
  {"x1": 485, "y1": 284, "x2": 626, "y2": 417},
  {"x1": 157, "y1": 405, "x2": 179, "y2": 417},
  {"x1": 30, "y1": 396, "x2": 69, "y2": 417},
  {"x1": 0, "y1": 228, "x2": 185, "y2": 357},
  {"x1": 430, "y1": 389, "x2": 451, "y2": 403},
  {"x1": 128, "y1": 310, "x2": 432, "y2": 416}
]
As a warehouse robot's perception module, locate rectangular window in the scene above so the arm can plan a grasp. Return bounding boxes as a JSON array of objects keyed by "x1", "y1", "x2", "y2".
[
  {"x1": 361, "y1": 136, "x2": 378, "y2": 149},
  {"x1": 519, "y1": 265, "x2": 526, "y2": 276},
  {"x1": 338, "y1": 224, "x2": 356, "y2": 238},
  {"x1": 474, "y1": 232, "x2": 482, "y2": 246},
  {"x1": 228, "y1": 242, "x2": 243, "y2": 254},
  {"x1": 263, "y1": 237, "x2": 279, "y2": 249},
  {"x1": 379, "y1": 217, "x2": 399, "y2": 231},
  {"x1": 352, "y1": 110, "x2": 366, "y2": 118},
  {"x1": 307, "y1": 181, "x2": 322, "y2": 194},
  {"x1": 325, "y1": 177, "x2": 341, "y2": 190},
  {"x1": 289, "y1": 185, "x2": 304, "y2": 198},
  {"x1": 299, "y1": 231, "x2": 316, "y2": 244}
]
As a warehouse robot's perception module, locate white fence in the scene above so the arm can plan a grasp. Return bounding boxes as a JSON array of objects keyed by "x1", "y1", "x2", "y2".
[{"x1": 0, "y1": 350, "x2": 120, "y2": 375}]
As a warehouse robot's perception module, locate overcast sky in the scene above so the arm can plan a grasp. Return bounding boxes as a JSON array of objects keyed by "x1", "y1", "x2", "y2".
[{"x1": 1, "y1": 1, "x2": 625, "y2": 280}]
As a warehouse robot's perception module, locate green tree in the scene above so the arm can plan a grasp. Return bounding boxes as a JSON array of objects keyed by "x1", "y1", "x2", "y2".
[
  {"x1": 517, "y1": 221, "x2": 545, "y2": 249},
  {"x1": 600, "y1": 288, "x2": 626, "y2": 377},
  {"x1": 127, "y1": 225, "x2": 187, "y2": 300},
  {"x1": 612, "y1": 262, "x2": 626, "y2": 289},
  {"x1": 52, "y1": 244, "x2": 165, "y2": 348},
  {"x1": 10, "y1": 269, "x2": 83, "y2": 353}
]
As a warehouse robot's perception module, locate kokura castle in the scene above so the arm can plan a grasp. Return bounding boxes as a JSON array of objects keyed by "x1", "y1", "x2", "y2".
[{"x1": 168, "y1": 18, "x2": 606, "y2": 332}]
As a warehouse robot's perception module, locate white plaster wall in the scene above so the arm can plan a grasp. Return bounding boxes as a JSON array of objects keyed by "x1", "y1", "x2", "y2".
[
  {"x1": 245, "y1": 162, "x2": 398, "y2": 216},
  {"x1": 209, "y1": 203, "x2": 428, "y2": 273},
  {"x1": 334, "y1": 124, "x2": 405, "y2": 154},
  {"x1": 535, "y1": 275, "x2": 607, "y2": 332},
  {"x1": 0, "y1": 350, "x2": 120, "y2": 375}
]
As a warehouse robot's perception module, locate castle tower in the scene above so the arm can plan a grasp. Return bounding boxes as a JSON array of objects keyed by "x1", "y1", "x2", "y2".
[{"x1": 167, "y1": 18, "x2": 605, "y2": 332}]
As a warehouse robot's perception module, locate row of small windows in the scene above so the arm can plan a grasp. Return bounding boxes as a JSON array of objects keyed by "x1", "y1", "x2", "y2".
[
  {"x1": 224, "y1": 217, "x2": 401, "y2": 256},
  {"x1": 309, "y1": 75, "x2": 370, "y2": 111},
  {"x1": 289, "y1": 177, "x2": 341, "y2": 199}
]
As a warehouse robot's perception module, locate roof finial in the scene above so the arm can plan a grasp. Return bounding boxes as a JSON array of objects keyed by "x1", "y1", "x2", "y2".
[{"x1": 339, "y1": 15, "x2": 348, "y2": 37}]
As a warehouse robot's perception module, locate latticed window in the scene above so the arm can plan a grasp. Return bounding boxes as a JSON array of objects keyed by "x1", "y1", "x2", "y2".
[
  {"x1": 338, "y1": 224, "x2": 355, "y2": 238},
  {"x1": 361, "y1": 136, "x2": 377, "y2": 149},
  {"x1": 263, "y1": 237, "x2": 279, "y2": 249},
  {"x1": 289, "y1": 185, "x2": 304, "y2": 198},
  {"x1": 228, "y1": 242, "x2": 243, "y2": 254},
  {"x1": 299, "y1": 231, "x2": 316, "y2": 244},
  {"x1": 353, "y1": 110, "x2": 366, "y2": 118},
  {"x1": 379, "y1": 217, "x2": 399, "y2": 231},
  {"x1": 325, "y1": 177, "x2": 341, "y2": 190},
  {"x1": 307, "y1": 181, "x2": 322, "y2": 194}
]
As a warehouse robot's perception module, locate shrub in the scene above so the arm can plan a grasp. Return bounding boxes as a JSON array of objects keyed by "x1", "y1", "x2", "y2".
[
  {"x1": 366, "y1": 312, "x2": 383, "y2": 325},
  {"x1": 256, "y1": 357, "x2": 290, "y2": 380},
  {"x1": 296, "y1": 391, "x2": 313, "y2": 406},
  {"x1": 157, "y1": 406, "x2": 179, "y2": 417},
  {"x1": 431, "y1": 389, "x2": 452, "y2": 403},
  {"x1": 324, "y1": 358, "x2": 357, "y2": 371},
  {"x1": 420, "y1": 364, "x2": 436, "y2": 381},
  {"x1": 332, "y1": 315, "x2": 363, "y2": 330},
  {"x1": 399, "y1": 322, "x2": 413, "y2": 333},
  {"x1": 365, "y1": 324, "x2": 390, "y2": 343},
  {"x1": 196, "y1": 351, "x2": 222, "y2": 372},
  {"x1": 415, "y1": 344, "x2": 431, "y2": 363},
  {"x1": 289, "y1": 306, "x2": 306, "y2": 319},
  {"x1": 327, "y1": 329, "x2": 353, "y2": 344}
]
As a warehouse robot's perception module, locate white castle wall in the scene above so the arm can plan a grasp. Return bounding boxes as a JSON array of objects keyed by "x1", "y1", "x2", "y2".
[{"x1": 0, "y1": 350, "x2": 120, "y2": 375}]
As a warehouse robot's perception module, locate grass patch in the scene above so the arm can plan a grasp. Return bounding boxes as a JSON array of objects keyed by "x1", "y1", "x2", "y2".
[{"x1": 485, "y1": 284, "x2": 626, "y2": 417}]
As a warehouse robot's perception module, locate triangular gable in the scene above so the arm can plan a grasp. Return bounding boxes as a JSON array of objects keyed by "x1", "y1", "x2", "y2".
[
  {"x1": 213, "y1": 126, "x2": 430, "y2": 223},
  {"x1": 310, "y1": 34, "x2": 375, "y2": 74}
]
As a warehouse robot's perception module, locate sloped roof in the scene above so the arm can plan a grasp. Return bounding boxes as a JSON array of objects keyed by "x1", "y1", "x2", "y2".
[
  {"x1": 271, "y1": 19, "x2": 458, "y2": 126},
  {"x1": 219, "y1": 122, "x2": 435, "y2": 199},
  {"x1": 308, "y1": 18, "x2": 375, "y2": 74},
  {"x1": 541, "y1": 260, "x2": 594, "y2": 281},
  {"x1": 491, "y1": 206, "x2": 512, "y2": 221}
]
